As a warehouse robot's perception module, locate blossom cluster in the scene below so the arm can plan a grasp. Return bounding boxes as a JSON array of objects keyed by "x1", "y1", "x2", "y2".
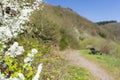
[
  {"x1": 0, "y1": 0, "x2": 43, "y2": 80},
  {"x1": 24, "y1": 48, "x2": 38, "y2": 66},
  {"x1": 5, "y1": 42, "x2": 24, "y2": 58},
  {"x1": 0, "y1": 43, "x2": 42, "y2": 80},
  {"x1": 0, "y1": 0, "x2": 43, "y2": 43}
]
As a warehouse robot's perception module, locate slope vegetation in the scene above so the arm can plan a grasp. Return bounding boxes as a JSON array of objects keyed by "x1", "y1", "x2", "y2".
[
  {"x1": 29, "y1": 4, "x2": 108, "y2": 49},
  {"x1": 99, "y1": 23, "x2": 120, "y2": 42}
]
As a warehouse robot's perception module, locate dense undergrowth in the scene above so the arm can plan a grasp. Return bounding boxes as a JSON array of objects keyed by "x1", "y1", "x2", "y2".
[{"x1": 15, "y1": 33, "x2": 66, "y2": 80}]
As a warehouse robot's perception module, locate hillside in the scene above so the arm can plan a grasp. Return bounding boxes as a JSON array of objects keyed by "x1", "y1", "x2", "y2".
[
  {"x1": 28, "y1": 4, "x2": 120, "y2": 79},
  {"x1": 29, "y1": 4, "x2": 120, "y2": 56},
  {"x1": 99, "y1": 23, "x2": 120, "y2": 42},
  {"x1": 42, "y1": 4, "x2": 104, "y2": 36},
  {"x1": 29, "y1": 4, "x2": 109, "y2": 49}
]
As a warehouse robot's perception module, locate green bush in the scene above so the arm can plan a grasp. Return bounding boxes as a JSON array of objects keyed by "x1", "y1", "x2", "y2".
[
  {"x1": 98, "y1": 32, "x2": 107, "y2": 38},
  {"x1": 29, "y1": 10, "x2": 60, "y2": 43},
  {"x1": 59, "y1": 34, "x2": 69, "y2": 50}
]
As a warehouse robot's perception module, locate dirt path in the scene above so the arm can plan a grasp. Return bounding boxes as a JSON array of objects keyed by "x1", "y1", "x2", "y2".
[{"x1": 63, "y1": 50, "x2": 114, "y2": 80}]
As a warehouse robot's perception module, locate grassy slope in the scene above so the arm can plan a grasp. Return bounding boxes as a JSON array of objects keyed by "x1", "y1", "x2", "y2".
[
  {"x1": 80, "y1": 50, "x2": 120, "y2": 80},
  {"x1": 41, "y1": 4, "x2": 107, "y2": 49},
  {"x1": 63, "y1": 65, "x2": 96, "y2": 80},
  {"x1": 43, "y1": 4, "x2": 105, "y2": 36},
  {"x1": 40, "y1": 4, "x2": 120, "y2": 56},
  {"x1": 100, "y1": 23, "x2": 120, "y2": 42}
]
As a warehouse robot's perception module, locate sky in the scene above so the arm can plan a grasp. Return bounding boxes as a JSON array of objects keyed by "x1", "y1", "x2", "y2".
[{"x1": 45, "y1": 0, "x2": 120, "y2": 22}]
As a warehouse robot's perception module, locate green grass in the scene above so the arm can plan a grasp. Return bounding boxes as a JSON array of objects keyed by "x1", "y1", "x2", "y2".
[
  {"x1": 80, "y1": 50, "x2": 120, "y2": 80},
  {"x1": 0, "y1": 44, "x2": 3, "y2": 50},
  {"x1": 63, "y1": 65, "x2": 96, "y2": 80},
  {"x1": 79, "y1": 37, "x2": 120, "y2": 57}
]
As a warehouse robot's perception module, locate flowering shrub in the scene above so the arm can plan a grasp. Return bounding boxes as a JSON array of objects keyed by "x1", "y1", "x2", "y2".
[
  {"x1": 5, "y1": 42, "x2": 24, "y2": 58},
  {"x1": 0, "y1": 0, "x2": 43, "y2": 80}
]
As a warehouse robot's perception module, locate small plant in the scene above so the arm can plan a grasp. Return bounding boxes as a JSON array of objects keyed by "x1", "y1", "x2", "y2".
[
  {"x1": 100, "y1": 42, "x2": 112, "y2": 55},
  {"x1": 98, "y1": 32, "x2": 106, "y2": 38}
]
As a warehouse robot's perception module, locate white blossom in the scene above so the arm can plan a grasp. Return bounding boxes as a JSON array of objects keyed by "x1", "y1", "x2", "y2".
[
  {"x1": 5, "y1": 42, "x2": 24, "y2": 57},
  {"x1": 24, "y1": 49, "x2": 38, "y2": 65},
  {"x1": 32, "y1": 48, "x2": 38, "y2": 55},
  {"x1": 18, "y1": 73, "x2": 25, "y2": 80},
  {"x1": 32, "y1": 63, "x2": 42, "y2": 80},
  {"x1": 0, "y1": 0, "x2": 43, "y2": 43},
  {"x1": 0, "y1": 72, "x2": 6, "y2": 80}
]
